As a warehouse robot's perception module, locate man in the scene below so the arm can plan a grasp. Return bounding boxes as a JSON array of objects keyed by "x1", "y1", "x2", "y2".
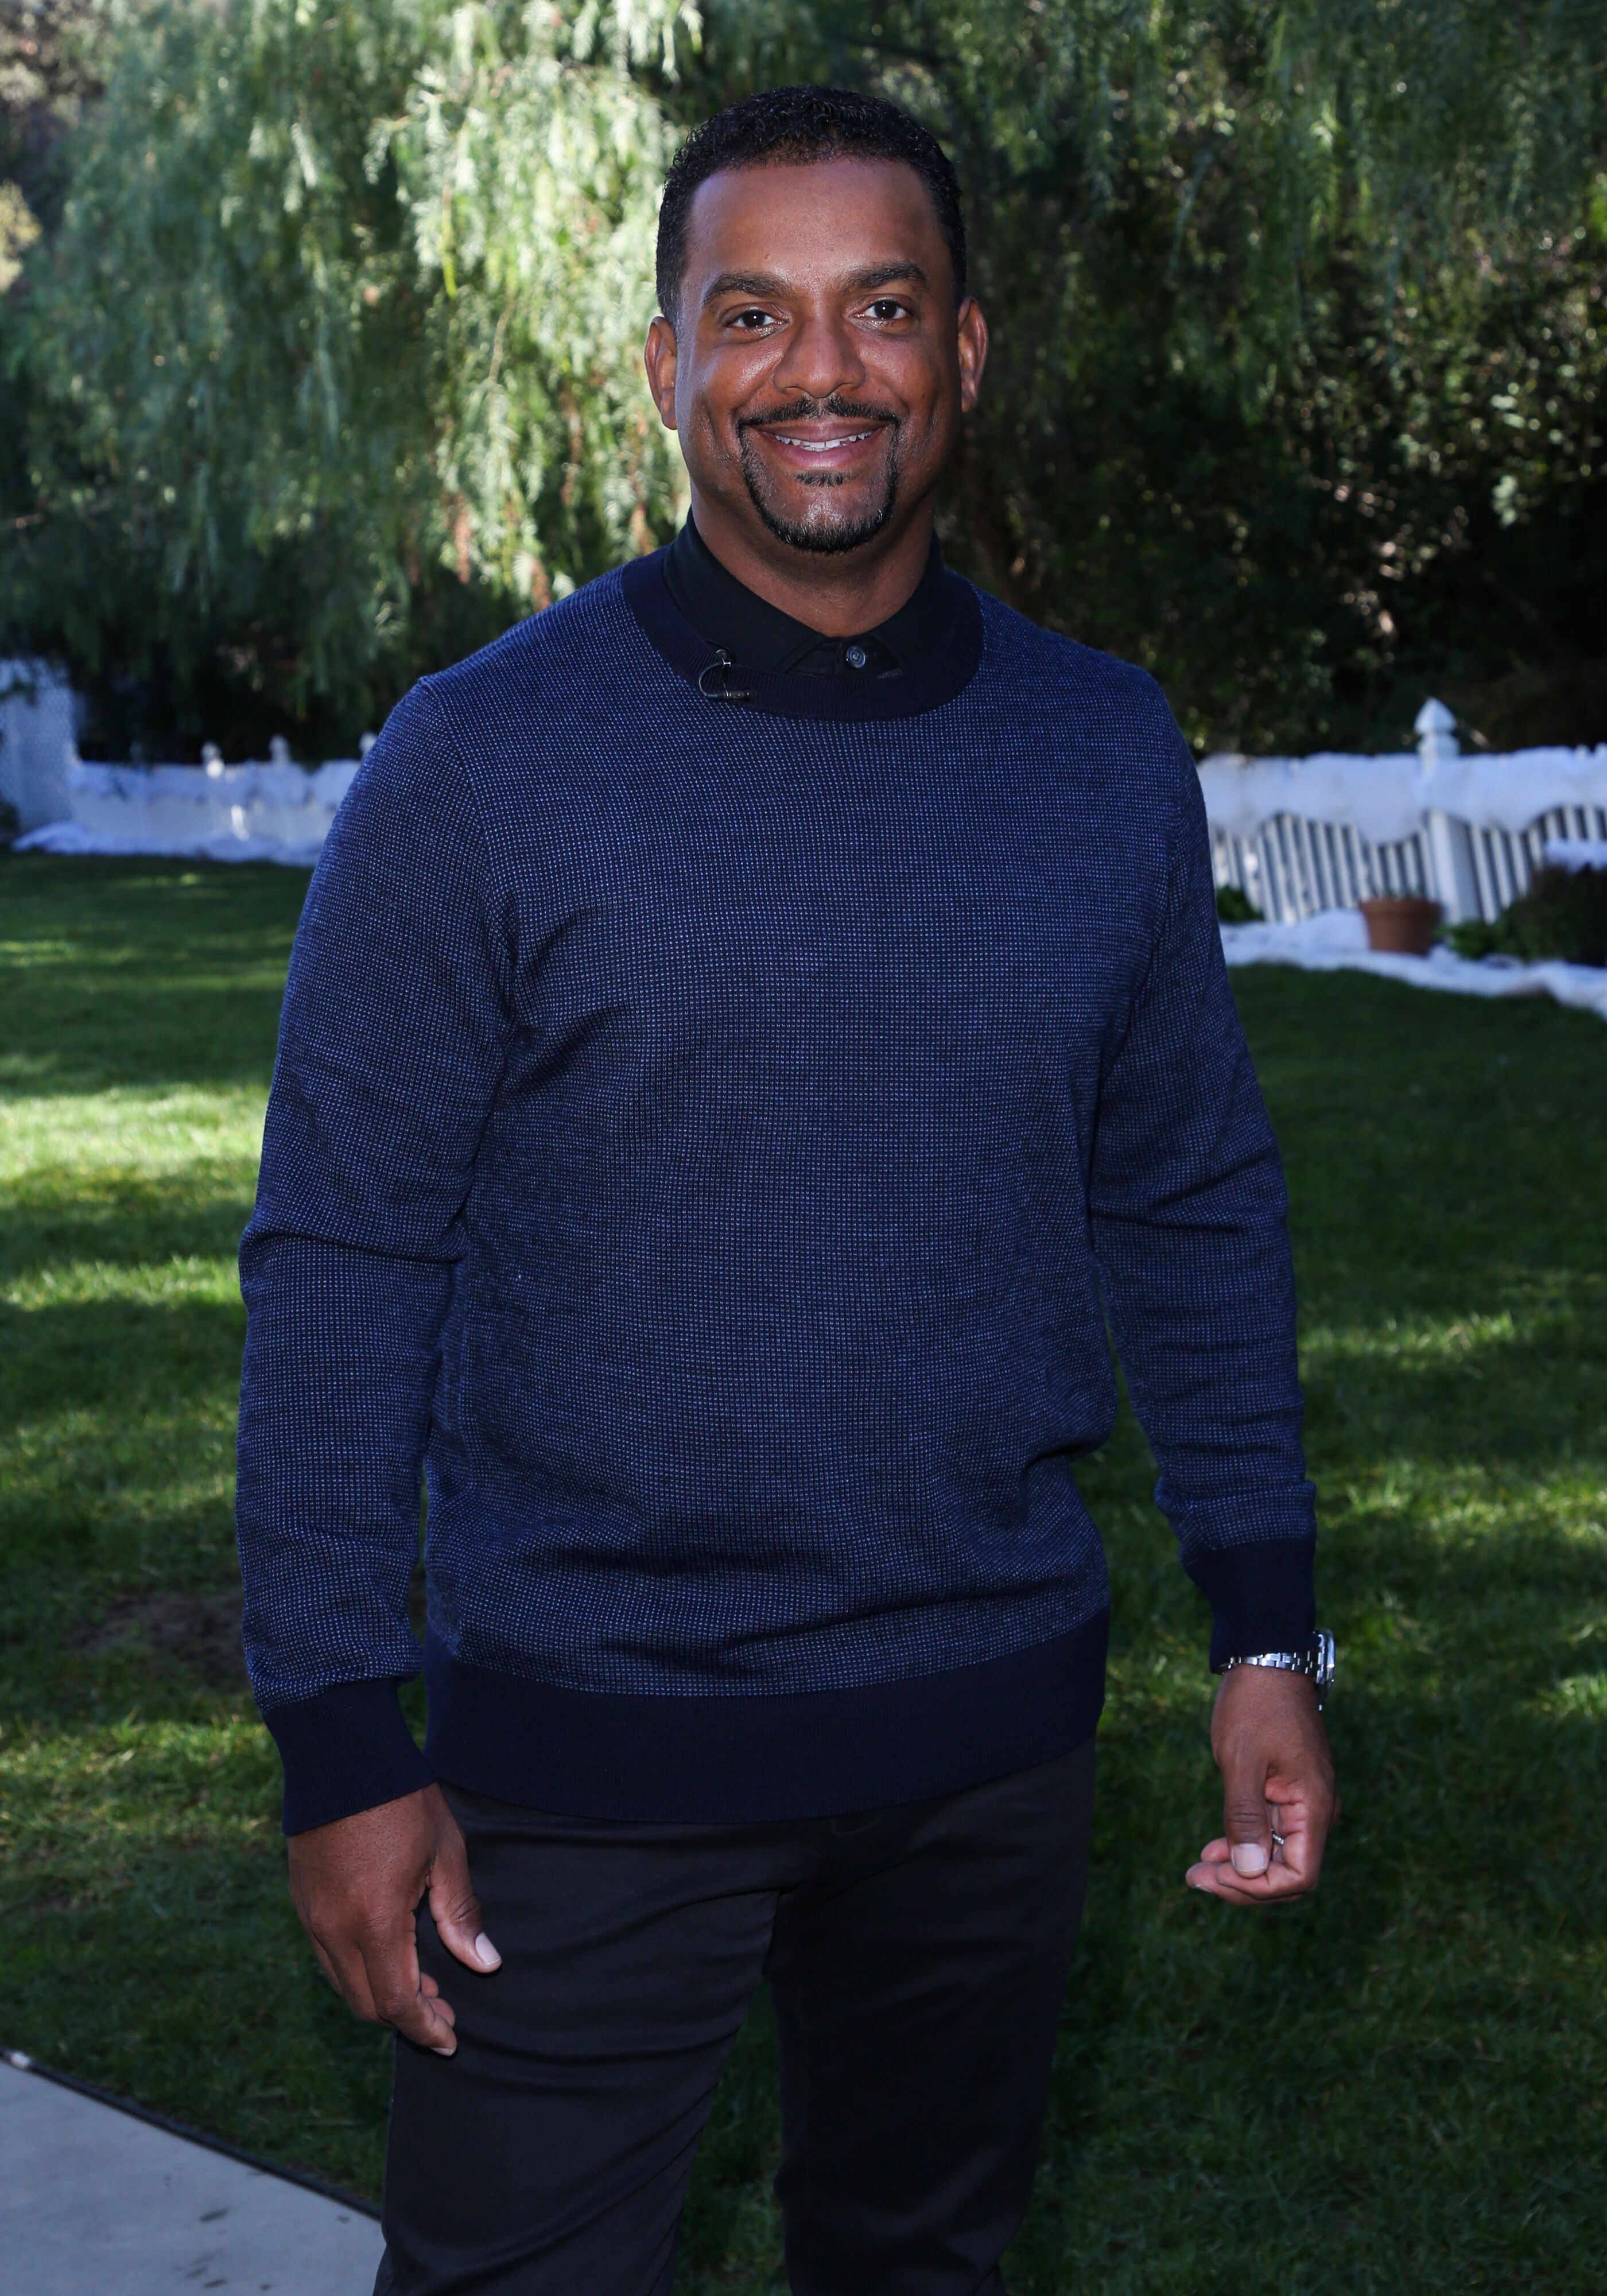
[{"x1": 238, "y1": 84, "x2": 1336, "y2": 2296}]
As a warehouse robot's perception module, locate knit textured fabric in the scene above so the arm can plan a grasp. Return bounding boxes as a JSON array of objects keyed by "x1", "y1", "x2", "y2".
[{"x1": 237, "y1": 559, "x2": 1316, "y2": 1833}]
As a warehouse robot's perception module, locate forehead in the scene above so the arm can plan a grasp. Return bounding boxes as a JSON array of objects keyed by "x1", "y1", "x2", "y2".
[{"x1": 682, "y1": 157, "x2": 949, "y2": 297}]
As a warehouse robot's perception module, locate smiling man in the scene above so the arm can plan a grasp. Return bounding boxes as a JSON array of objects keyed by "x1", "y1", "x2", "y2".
[{"x1": 237, "y1": 85, "x2": 1336, "y2": 2296}]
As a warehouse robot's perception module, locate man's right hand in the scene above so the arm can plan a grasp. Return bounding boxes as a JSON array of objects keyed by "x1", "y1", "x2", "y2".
[{"x1": 287, "y1": 1783, "x2": 501, "y2": 2055}]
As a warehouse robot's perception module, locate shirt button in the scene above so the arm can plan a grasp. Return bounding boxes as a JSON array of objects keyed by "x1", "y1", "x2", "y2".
[{"x1": 845, "y1": 643, "x2": 867, "y2": 669}]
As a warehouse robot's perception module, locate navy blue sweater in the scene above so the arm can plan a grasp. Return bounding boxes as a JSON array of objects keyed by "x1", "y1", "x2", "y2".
[{"x1": 237, "y1": 556, "x2": 1315, "y2": 1834}]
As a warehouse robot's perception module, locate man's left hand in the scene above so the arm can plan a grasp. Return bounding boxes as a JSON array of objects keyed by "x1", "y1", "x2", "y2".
[{"x1": 1186, "y1": 1663, "x2": 1337, "y2": 1905}]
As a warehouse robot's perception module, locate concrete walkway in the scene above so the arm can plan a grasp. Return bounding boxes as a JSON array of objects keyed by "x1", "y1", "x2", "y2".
[{"x1": 0, "y1": 2055, "x2": 384, "y2": 2293}]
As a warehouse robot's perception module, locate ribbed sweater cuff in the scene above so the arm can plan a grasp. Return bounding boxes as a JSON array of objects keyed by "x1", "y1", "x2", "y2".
[
  {"x1": 1184, "y1": 1538, "x2": 1317, "y2": 1671},
  {"x1": 262, "y1": 1679, "x2": 436, "y2": 1835}
]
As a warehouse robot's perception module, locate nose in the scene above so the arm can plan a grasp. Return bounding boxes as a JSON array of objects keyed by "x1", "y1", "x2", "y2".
[{"x1": 768, "y1": 305, "x2": 867, "y2": 405}]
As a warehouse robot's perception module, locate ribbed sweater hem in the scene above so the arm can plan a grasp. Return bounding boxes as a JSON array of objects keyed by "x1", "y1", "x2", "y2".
[
  {"x1": 262, "y1": 1533, "x2": 1315, "y2": 1833},
  {"x1": 422, "y1": 1613, "x2": 1109, "y2": 1824}
]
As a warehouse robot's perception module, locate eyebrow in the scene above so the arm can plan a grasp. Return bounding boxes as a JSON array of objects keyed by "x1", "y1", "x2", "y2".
[{"x1": 701, "y1": 259, "x2": 930, "y2": 309}]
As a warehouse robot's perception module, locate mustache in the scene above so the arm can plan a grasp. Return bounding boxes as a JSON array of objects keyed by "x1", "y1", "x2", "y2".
[{"x1": 737, "y1": 396, "x2": 902, "y2": 436}]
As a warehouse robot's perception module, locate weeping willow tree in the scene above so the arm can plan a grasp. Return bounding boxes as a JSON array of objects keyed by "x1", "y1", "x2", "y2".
[
  {"x1": 0, "y1": 0, "x2": 697, "y2": 754},
  {"x1": 395, "y1": 0, "x2": 693, "y2": 611},
  {"x1": 1, "y1": 0, "x2": 1604, "y2": 753}
]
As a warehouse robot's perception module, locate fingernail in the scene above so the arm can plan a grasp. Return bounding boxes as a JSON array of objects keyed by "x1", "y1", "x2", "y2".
[
  {"x1": 1231, "y1": 1842, "x2": 1269, "y2": 1876},
  {"x1": 431, "y1": 2043, "x2": 456, "y2": 2057},
  {"x1": 473, "y1": 1932, "x2": 502, "y2": 1971}
]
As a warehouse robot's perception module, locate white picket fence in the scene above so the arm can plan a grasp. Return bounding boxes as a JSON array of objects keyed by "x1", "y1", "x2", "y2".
[
  {"x1": 9, "y1": 657, "x2": 1607, "y2": 907},
  {"x1": 36, "y1": 752, "x2": 367, "y2": 862},
  {"x1": 1212, "y1": 802, "x2": 1607, "y2": 923},
  {"x1": 2, "y1": 658, "x2": 371, "y2": 862},
  {"x1": 1204, "y1": 701, "x2": 1607, "y2": 926}
]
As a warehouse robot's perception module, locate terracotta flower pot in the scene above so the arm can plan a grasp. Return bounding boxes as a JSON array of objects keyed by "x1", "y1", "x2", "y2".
[{"x1": 1360, "y1": 895, "x2": 1443, "y2": 956}]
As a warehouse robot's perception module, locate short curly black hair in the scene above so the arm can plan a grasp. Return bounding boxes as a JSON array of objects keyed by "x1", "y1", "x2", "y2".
[{"x1": 655, "y1": 85, "x2": 967, "y2": 322}]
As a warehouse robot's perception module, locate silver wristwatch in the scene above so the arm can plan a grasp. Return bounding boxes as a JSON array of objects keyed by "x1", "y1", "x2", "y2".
[{"x1": 1215, "y1": 1630, "x2": 1336, "y2": 1709}]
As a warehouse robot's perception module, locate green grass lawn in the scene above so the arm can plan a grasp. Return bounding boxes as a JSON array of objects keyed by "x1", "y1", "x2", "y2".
[{"x1": 2, "y1": 852, "x2": 1604, "y2": 2291}]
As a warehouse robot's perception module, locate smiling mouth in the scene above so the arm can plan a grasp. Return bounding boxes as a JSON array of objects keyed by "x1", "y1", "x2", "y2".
[{"x1": 764, "y1": 429, "x2": 883, "y2": 452}]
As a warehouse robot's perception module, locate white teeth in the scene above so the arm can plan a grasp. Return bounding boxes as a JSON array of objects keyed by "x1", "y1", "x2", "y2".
[{"x1": 770, "y1": 431, "x2": 876, "y2": 451}]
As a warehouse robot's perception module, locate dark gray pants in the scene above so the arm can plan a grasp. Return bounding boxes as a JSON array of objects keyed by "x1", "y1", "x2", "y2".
[{"x1": 375, "y1": 1739, "x2": 1096, "y2": 2295}]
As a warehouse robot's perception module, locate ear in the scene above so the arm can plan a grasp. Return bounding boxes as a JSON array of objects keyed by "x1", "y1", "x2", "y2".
[
  {"x1": 956, "y1": 296, "x2": 989, "y2": 417},
  {"x1": 644, "y1": 315, "x2": 680, "y2": 431}
]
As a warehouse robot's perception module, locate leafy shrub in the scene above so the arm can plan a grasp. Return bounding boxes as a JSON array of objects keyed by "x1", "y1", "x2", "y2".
[
  {"x1": 1216, "y1": 883, "x2": 1264, "y2": 925},
  {"x1": 1445, "y1": 866, "x2": 1607, "y2": 968},
  {"x1": 0, "y1": 796, "x2": 20, "y2": 847}
]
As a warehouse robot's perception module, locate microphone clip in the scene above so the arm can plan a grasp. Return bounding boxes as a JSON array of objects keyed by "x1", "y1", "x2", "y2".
[{"x1": 697, "y1": 649, "x2": 759, "y2": 704}]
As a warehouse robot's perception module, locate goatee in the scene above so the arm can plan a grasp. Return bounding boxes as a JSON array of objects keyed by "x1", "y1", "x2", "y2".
[{"x1": 737, "y1": 397, "x2": 902, "y2": 556}]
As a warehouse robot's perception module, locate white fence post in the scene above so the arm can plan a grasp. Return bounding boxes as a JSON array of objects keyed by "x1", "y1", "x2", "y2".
[
  {"x1": 0, "y1": 660, "x2": 78, "y2": 831},
  {"x1": 1416, "y1": 698, "x2": 1480, "y2": 922}
]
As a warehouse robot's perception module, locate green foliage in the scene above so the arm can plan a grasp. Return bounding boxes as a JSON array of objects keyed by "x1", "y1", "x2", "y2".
[
  {"x1": 0, "y1": 1, "x2": 694, "y2": 755},
  {"x1": 693, "y1": 2, "x2": 1607, "y2": 751},
  {"x1": 0, "y1": 174, "x2": 38, "y2": 289},
  {"x1": 2, "y1": 2, "x2": 1606, "y2": 754},
  {"x1": 5, "y1": 858, "x2": 1607, "y2": 2281},
  {"x1": 394, "y1": 0, "x2": 695, "y2": 606},
  {"x1": 0, "y1": 2, "x2": 98, "y2": 534},
  {"x1": 0, "y1": 1, "x2": 99, "y2": 218},
  {"x1": 1447, "y1": 864, "x2": 1607, "y2": 968},
  {"x1": 1214, "y1": 882, "x2": 1261, "y2": 925},
  {"x1": 3, "y1": 2, "x2": 451, "y2": 752}
]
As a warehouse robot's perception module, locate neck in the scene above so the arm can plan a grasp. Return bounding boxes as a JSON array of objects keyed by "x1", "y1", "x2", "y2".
[{"x1": 685, "y1": 484, "x2": 937, "y2": 638}]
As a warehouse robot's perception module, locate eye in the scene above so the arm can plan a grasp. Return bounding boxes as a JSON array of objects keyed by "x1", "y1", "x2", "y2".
[
  {"x1": 864, "y1": 298, "x2": 912, "y2": 323},
  {"x1": 727, "y1": 307, "x2": 779, "y2": 331}
]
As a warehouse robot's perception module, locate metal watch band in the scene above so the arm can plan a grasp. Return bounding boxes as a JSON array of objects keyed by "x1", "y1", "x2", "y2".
[{"x1": 1216, "y1": 1630, "x2": 1336, "y2": 1708}]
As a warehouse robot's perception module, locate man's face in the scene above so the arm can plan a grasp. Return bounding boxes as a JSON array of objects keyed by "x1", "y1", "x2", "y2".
[{"x1": 646, "y1": 157, "x2": 986, "y2": 561}]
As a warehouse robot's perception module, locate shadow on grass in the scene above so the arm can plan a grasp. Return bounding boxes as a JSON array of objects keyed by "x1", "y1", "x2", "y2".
[
  {"x1": 668, "y1": 1448, "x2": 1607, "y2": 2294},
  {"x1": 1, "y1": 1825, "x2": 396, "y2": 2198},
  {"x1": 0, "y1": 1296, "x2": 246, "y2": 1422},
  {"x1": 1009, "y1": 1661, "x2": 1607, "y2": 2294},
  {"x1": 1, "y1": 854, "x2": 308, "y2": 1095},
  {"x1": 0, "y1": 1191, "x2": 255, "y2": 1282}
]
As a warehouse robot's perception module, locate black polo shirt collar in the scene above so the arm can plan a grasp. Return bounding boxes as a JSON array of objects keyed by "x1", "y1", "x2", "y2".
[
  {"x1": 622, "y1": 523, "x2": 984, "y2": 724},
  {"x1": 660, "y1": 513, "x2": 951, "y2": 682}
]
